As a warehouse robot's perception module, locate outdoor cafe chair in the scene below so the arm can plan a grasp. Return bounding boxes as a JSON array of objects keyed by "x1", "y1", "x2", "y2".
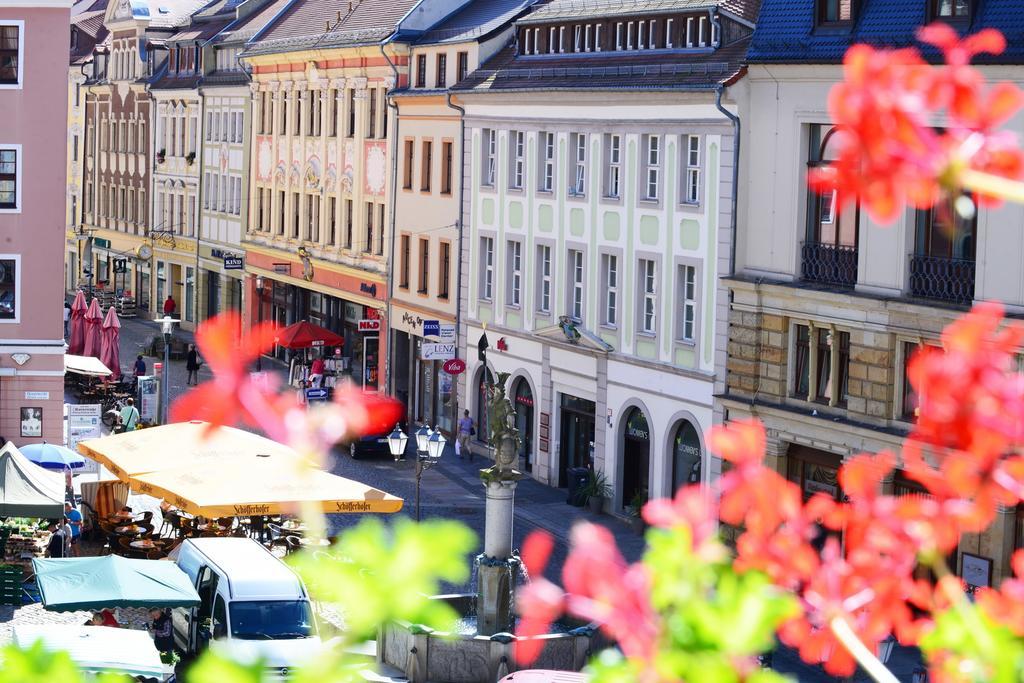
[
  {"x1": 146, "y1": 549, "x2": 165, "y2": 561},
  {"x1": 115, "y1": 537, "x2": 134, "y2": 556}
]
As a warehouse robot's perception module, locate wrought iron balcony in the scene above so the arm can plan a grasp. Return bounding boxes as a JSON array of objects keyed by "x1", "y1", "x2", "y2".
[
  {"x1": 800, "y1": 242, "x2": 858, "y2": 288},
  {"x1": 909, "y1": 254, "x2": 975, "y2": 306}
]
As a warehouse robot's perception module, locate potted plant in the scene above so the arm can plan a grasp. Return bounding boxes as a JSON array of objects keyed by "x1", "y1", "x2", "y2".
[
  {"x1": 582, "y1": 469, "x2": 611, "y2": 514},
  {"x1": 626, "y1": 488, "x2": 648, "y2": 534}
]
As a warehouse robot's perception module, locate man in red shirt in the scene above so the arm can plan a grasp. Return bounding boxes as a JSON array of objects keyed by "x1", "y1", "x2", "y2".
[{"x1": 163, "y1": 295, "x2": 176, "y2": 316}]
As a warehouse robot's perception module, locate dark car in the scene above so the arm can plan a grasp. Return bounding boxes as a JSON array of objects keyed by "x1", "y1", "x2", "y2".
[{"x1": 348, "y1": 421, "x2": 405, "y2": 459}]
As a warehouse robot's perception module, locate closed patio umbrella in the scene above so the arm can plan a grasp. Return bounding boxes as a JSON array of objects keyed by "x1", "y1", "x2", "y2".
[
  {"x1": 68, "y1": 290, "x2": 87, "y2": 355},
  {"x1": 99, "y1": 306, "x2": 121, "y2": 380},
  {"x1": 82, "y1": 298, "x2": 103, "y2": 359}
]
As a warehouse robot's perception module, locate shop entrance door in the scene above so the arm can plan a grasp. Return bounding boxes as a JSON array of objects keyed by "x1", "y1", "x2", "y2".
[
  {"x1": 558, "y1": 395, "x2": 595, "y2": 488},
  {"x1": 362, "y1": 335, "x2": 379, "y2": 389},
  {"x1": 621, "y1": 408, "x2": 651, "y2": 511}
]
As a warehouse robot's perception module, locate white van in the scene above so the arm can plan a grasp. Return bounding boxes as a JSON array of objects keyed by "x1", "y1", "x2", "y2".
[{"x1": 170, "y1": 537, "x2": 323, "y2": 675}]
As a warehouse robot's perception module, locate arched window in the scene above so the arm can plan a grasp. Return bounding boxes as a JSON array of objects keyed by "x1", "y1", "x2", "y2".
[
  {"x1": 621, "y1": 408, "x2": 650, "y2": 511},
  {"x1": 513, "y1": 379, "x2": 534, "y2": 472},
  {"x1": 670, "y1": 420, "x2": 702, "y2": 494}
]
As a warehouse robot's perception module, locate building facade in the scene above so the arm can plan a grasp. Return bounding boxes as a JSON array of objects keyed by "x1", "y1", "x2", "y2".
[
  {"x1": 390, "y1": 0, "x2": 533, "y2": 436},
  {"x1": 240, "y1": 0, "x2": 470, "y2": 390},
  {"x1": 721, "y1": 0, "x2": 1024, "y2": 583},
  {"x1": 1, "y1": 0, "x2": 74, "y2": 445},
  {"x1": 455, "y1": 0, "x2": 751, "y2": 510}
]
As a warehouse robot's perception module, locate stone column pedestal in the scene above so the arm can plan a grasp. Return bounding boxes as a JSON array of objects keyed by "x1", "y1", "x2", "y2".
[{"x1": 477, "y1": 476, "x2": 520, "y2": 636}]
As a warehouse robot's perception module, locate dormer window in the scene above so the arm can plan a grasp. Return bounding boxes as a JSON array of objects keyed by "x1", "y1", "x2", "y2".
[
  {"x1": 817, "y1": 0, "x2": 854, "y2": 26},
  {"x1": 930, "y1": 0, "x2": 970, "y2": 21},
  {"x1": 548, "y1": 27, "x2": 556, "y2": 54}
]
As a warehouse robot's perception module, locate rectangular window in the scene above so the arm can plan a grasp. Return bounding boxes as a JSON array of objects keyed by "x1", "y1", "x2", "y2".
[
  {"x1": 685, "y1": 135, "x2": 701, "y2": 203},
  {"x1": 539, "y1": 131, "x2": 554, "y2": 192},
  {"x1": 0, "y1": 257, "x2": 19, "y2": 319},
  {"x1": 523, "y1": 28, "x2": 533, "y2": 55},
  {"x1": 399, "y1": 234, "x2": 410, "y2": 289},
  {"x1": 645, "y1": 135, "x2": 660, "y2": 200},
  {"x1": 793, "y1": 324, "x2": 851, "y2": 405},
  {"x1": 537, "y1": 244, "x2": 551, "y2": 313},
  {"x1": 279, "y1": 93, "x2": 288, "y2": 135},
  {"x1": 293, "y1": 93, "x2": 302, "y2": 136},
  {"x1": 627, "y1": 21, "x2": 634, "y2": 49},
  {"x1": 679, "y1": 264, "x2": 696, "y2": 342},
  {"x1": 344, "y1": 199, "x2": 353, "y2": 248},
  {"x1": 638, "y1": 20, "x2": 646, "y2": 49},
  {"x1": 480, "y1": 236, "x2": 494, "y2": 300},
  {"x1": 328, "y1": 89, "x2": 338, "y2": 136},
  {"x1": 416, "y1": 54, "x2": 427, "y2": 88},
  {"x1": 901, "y1": 341, "x2": 940, "y2": 419},
  {"x1": 439, "y1": 241, "x2": 451, "y2": 300},
  {"x1": 602, "y1": 253, "x2": 618, "y2": 326},
  {"x1": 306, "y1": 194, "x2": 318, "y2": 241},
  {"x1": 457, "y1": 51, "x2": 469, "y2": 81},
  {"x1": 639, "y1": 259, "x2": 657, "y2": 333},
  {"x1": 483, "y1": 128, "x2": 496, "y2": 186},
  {"x1": 278, "y1": 190, "x2": 285, "y2": 235},
  {"x1": 364, "y1": 203, "x2": 373, "y2": 253},
  {"x1": 418, "y1": 237, "x2": 429, "y2": 294},
  {"x1": 291, "y1": 192, "x2": 300, "y2": 238},
  {"x1": 205, "y1": 112, "x2": 213, "y2": 141},
  {"x1": 73, "y1": 135, "x2": 79, "y2": 162},
  {"x1": 347, "y1": 89, "x2": 356, "y2": 137},
  {"x1": 595, "y1": 24, "x2": 603, "y2": 51},
  {"x1": 615, "y1": 22, "x2": 624, "y2": 49},
  {"x1": 933, "y1": 0, "x2": 970, "y2": 18},
  {"x1": 570, "y1": 133, "x2": 586, "y2": 196},
  {"x1": 377, "y1": 204, "x2": 385, "y2": 255},
  {"x1": 510, "y1": 131, "x2": 524, "y2": 189},
  {"x1": 686, "y1": 17, "x2": 694, "y2": 47},
  {"x1": 548, "y1": 27, "x2": 557, "y2": 54},
  {"x1": 506, "y1": 240, "x2": 522, "y2": 307},
  {"x1": 574, "y1": 25, "x2": 582, "y2": 51},
  {"x1": 328, "y1": 196, "x2": 337, "y2": 244},
  {"x1": 0, "y1": 147, "x2": 18, "y2": 210},
  {"x1": 441, "y1": 141, "x2": 453, "y2": 195},
  {"x1": 436, "y1": 53, "x2": 447, "y2": 88},
  {"x1": 308, "y1": 90, "x2": 320, "y2": 137},
  {"x1": 699, "y1": 16, "x2": 707, "y2": 46},
  {"x1": 568, "y1": 249, "x2": 584, "y2": 321},
  {"x1": 368, "y1": 87, "x2": 377, "y2": 138},
  {"x1": 421, "y1": 140, "x2": 433, "y2": 192},
  {"x1": 403, "y1": 139, "x2": 414, "y2": 190},
  {"x1": 584, "y1": 24, "x2": 592, "y2": 51},
  {"x1": 605, "y1": 133, "x2": 621, "y2": 198},
  {"x1": 819, "y1": 0, "x2": 854, "y2": 24}
]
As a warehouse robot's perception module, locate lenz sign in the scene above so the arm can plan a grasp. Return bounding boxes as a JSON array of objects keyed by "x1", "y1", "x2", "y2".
[{"x1": 442, "y1": 358, "x2": 466, "y2": 375}]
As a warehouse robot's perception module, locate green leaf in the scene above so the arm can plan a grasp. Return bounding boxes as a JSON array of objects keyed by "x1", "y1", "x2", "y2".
[{"x1": 921, "y1": 603, "x2": 1024, "y2": 683}]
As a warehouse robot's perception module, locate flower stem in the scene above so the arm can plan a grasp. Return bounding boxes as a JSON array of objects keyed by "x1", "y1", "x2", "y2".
[
  {"x1": 829, "y1": 617, "x2": 900, "y2": 683},
  {"x1": 960, "y1": 169, "x2": 1024, "y2": 204}
]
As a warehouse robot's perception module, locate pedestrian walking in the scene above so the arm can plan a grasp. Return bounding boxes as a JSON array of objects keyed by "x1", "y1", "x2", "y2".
[
  {"x1": 64, "y1": 502, "x2": 82, "y2": 557},
  {"x1": 118, "y1": 397, "x2": 140, "y2": 432},
  {"x1": 63, "y1": 301, "x2": 71, "y2": 338},
  {"x1": 186, "y1": 343, "x2": 201, "y2": 385},
  {"x1": 162, "y1": 295, "x2": 176, "y2": 316},
  {"x1": 133, "y1": 354, "x2": 146, "y2": 377},
  {"x1": 457, "y1": 409, "x2": 475, "y2": 461}
]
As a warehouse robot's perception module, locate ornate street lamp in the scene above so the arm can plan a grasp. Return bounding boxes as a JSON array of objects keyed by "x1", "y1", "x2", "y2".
[
  {"x1": 426, "y1": 427, "x2": 446, "y2": 460},
  {"x1": 386, "y1": 425, "x2": 408, "y2": 462},
  {"x1": 157, "y1": 315, "x2": 180, "y2": 424},
  {"x1": 412, "y1": 425, "x2": 444, "y2": 522},
  {"x1": 414, "y1": 424, "x2": 431, "y2": 453}
]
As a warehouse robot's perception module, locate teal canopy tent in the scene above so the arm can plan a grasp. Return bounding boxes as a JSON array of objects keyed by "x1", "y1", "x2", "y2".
[
  {"x1": 32, "y1": 555, "x2": 200, "y2": 611},
  {"x1": 0, "y1": 442, "x2": 65, "y2": 518}
]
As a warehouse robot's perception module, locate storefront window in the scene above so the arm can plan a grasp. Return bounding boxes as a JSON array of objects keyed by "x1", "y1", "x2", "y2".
[
  {"x1": 514, "y1": 380, "x2": 534, "y2": 472},
  {"x1": 185, "y1": 266, "x2": 195, "y2": 322},
  {"x1": 437, "y1": 367, "x2": 454, "y2": 434},
  {"x1": 621, "y1": 408, "x2": 651, "y2": 510},
  {"x1": 156, "y1": 261, "x2": 166, "y2": 305},
  {"x1": 671, "y1": 420, "x2": 702, "y2": 493},
  {"x1": 137, "y1": 263, "x2": 151, "y2": 311}
]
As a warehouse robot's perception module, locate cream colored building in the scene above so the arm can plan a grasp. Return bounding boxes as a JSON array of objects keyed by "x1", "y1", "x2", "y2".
[
  {"x1": 390, "y1": 0, "x2": 533, "y2": 435},
  {"x1": 721, "y1": 0, "x2": 1024, "y2": 584}
]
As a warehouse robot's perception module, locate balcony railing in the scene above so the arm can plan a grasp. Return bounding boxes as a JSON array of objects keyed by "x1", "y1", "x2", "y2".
[
  {"x1": 909, "y1": 254, "x2": 975, "y2": 306},
  {"x1": 800, "y1": 242, "x2": 858, "y2": 288}
]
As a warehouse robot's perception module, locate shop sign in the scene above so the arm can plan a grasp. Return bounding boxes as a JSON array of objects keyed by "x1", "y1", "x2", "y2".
[
  {"x1": 358, "y1": 319, "x2": 381, "y2": 332},
  {"x1": 223, "y1": 255, "x2": 244, "y2": 270},
  {"x1": 24, "y1": 391, "x2": 49, "y2": 400},
  {"x1": 360, "y1": 282, "x2": 378, "y2": 297},
  {"x1": 137, "y1": 376, "x2": 159, "y2": 423},
  {"x1": 66, "y1": 404, "x2": 102, "y2": 475},
  {"x1": 94, "y1": 238, "x2": 111, "y2": 249},
  {"x1": 113, "y1": 259, "x2": 128, "y2": 274},
  {"x1": 421, "y1": 343, "x2": 456, "y2": 361},
  {"x1": 273, "y1": 263, "x2": 290, "y2": 274},
  {"x1": 422, "y1": 320, "x2": 440, "y2": 336},
  {"x1": 442, "y1": 358, "x2": 466, "y2": 375},
  {"x1": 305, "y1": 387, "x2": 329, "y2": 402},
  {"x1": 625, "y1": 410, "x2": 649, "y2": 442},
  {"x1": 366, "y1": 308, "x2": 382, "y2": 320}
]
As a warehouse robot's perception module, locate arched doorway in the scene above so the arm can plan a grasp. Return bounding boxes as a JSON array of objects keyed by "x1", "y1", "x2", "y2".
[
  {"x1": 621, "y1": 408, "x2": 650, "y2": 511},
  {"x1": 474, "y1": 367, "x2": 494, "y2": 447},
  {"x1": 670, "y1": 420, "x2": 702, "y2": 495},
  {"x1": 513, "y1": 379, "x2": 534, "y2": 472}
]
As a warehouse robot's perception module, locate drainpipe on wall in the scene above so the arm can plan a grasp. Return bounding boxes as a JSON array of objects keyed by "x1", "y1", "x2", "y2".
[
  {"x1": 445, "y1": 91, "x2": 466, "y2": 432},
  {"x1": 380, "y1": 39, "x2": 401, "y2": 397},
  {"x1": 715, "y1": 84, "x2": 740, "y2": 278}
]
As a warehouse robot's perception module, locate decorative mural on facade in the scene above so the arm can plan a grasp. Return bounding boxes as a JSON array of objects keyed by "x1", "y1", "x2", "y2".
[{"x1": 364, "y1": 141, "x2": 386, "y2": 196}]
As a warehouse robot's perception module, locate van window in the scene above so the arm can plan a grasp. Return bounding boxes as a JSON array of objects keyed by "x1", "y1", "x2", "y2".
[
  {"x1": 212, "y1": 596, "x2": 228, "y2": 639},
  {"x1": 196, "y1": 566, "x2": 218, "y2": 621},
  {"x1": 229, "y1": 601, "x2": 315, "y2": 640}
]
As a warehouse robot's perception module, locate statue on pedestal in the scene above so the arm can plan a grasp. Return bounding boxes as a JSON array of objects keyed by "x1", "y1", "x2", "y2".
[{"x1": 483, "y1": 372, "x2": 521, "y2": 478}]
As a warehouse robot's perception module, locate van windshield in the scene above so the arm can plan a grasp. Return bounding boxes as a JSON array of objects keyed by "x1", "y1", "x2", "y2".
[{"x1": 229, "y1": 601, "x2": 315, "y2": 640}]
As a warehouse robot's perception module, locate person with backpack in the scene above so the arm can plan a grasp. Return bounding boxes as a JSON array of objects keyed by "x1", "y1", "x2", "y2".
[{"x1": 118, "y1": 397, "x2": 140, "y2": 432}]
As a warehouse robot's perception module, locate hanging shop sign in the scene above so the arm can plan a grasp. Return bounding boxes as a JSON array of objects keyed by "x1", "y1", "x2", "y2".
[
  {"x1": 442, "y1": 358, "x2": 466, "y2": 376},
  {"x1": 421, "y1": 343, "x2": 456, "y2": 361},
  {"x1": 223, "y1": 255, "x2": 244, "y2": 270},
  {"x1": 358, "y1": 319, "x2": 381, "y2": 333}
]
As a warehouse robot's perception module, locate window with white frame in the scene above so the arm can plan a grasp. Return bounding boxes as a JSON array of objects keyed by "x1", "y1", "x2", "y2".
[
  {"x1": 595, "y1": 24, "x2": 603, "y2": 50},
  {"x1": 627, "y1": 21, "x2": 634, "y2": 49},
  {"x1": 638, "y1": 20, "x2": 646, "y2": 49},
  {"x1": 548, "y1": 27, "x2": 556, "y2": 54},
  {"x1": 686, "y1": 17, "x2": 694, "y2": 47},
  {"x1": 523, "y1": 29, "x2": 533, "y2": 55},
  {"x1": 570, "y1": 133, "x2": 586, "y2": 196},
  {"x1": 678, "y1": 264, "x2": 697, "y2": 342},
  {"x1": 480, "y1": 236, "x2": 494, "y2": 300},
  {"x1": 539, "y1": 131, "x2": 554, "y2": 192},
  {"x1": 602, "y1": 253, "x2": 618, "y2": 326},
  {"x1": 0, "y1": 146, "x2": 19, "y2": 211},
  {"x1": 684, "y1": 134, "x2": 701, "y2": 204},
  {"x1": 585, "y1": 24, "x2": 592, "y2": 51},
  {"x1": 537, "y1": 244, "x2": 552, "y2": 313},
  {"x1": 666, "y1": 18, "x2": 674, "y2": 47},
  {"x1": 0, "y1": 22, "x2": 24, "y2": 88},
  {"x1": 510, "y1": 130, "x2": 524, "y2": 189},
  {"x1": 0, "y1": 256, "x2": 20, "y2": 320},
  {"x1": 639, "y1": 259, "x2": 657, "y2": 334},
  {"x1": 574, "y1": 25, "x2": 582, "y2": 51},
  {"x1": 568, "y1": 248, "x2": 584, "y2": 321},
  {"x1": 605, "y1": 134, "x2": 621, "y2": 198},
  {"x1": 506, "y1": 240, "x2": 522, "y2": 306},
  {"x1": 615, "y1": 22, "x2": 623, "y2": 49},
  {"x1": 559, "y1": 26, "x2": 566, "y2": 52},
  {"x1": 483, "y1": 128, "x2": 496, "y2": 186},
  {"x1": 644, "y1": 135, "x2": 661, "y2": 200}
]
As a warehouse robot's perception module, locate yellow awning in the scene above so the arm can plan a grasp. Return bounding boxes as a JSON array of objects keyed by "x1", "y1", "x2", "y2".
[
  {"x1": 128, "y1": 457, "x2": 403, "y2": 518},
  {"x1": 76, "y1": 422, "x2": 303, "y2": 481}
]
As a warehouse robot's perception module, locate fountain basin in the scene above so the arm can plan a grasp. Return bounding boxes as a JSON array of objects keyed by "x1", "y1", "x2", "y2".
[{"x1": 380, "y1": 594, "x2": 604, "y2": 683}]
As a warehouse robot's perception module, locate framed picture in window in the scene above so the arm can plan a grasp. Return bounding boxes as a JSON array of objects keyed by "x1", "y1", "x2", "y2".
[
  {"x1": 20, "y1": 406, "x2": 41, "y2": 438},
  {"x1": 820, "y1": 190, "x2": 837, "y2": 224},
  {"x1": 961, "y1": 552, "x2": 993, "y2": 588}
]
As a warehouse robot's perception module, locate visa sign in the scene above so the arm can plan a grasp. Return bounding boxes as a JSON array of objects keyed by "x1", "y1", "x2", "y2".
[{"x1": 421, "y1": 343, "x2": 456, "y2": 361}]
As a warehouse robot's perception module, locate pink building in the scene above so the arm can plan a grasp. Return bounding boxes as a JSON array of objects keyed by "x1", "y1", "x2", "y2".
[{"x1": 0, "y1": 0, "x2": 73, "y2": 446}]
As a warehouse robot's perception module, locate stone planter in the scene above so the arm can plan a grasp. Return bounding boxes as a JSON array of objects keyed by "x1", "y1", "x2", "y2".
[{"x1": 587, "y1": 496, "x2": 603, "y2": 514}]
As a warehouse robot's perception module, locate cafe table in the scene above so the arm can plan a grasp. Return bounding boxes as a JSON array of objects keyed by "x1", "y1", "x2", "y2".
[
  {"x1": 280, "y1": 520, "x2": 308, "y2": 535},
  {"x1": 298, "y1": 537, "x2": 330, "y2": 547},
  {"x1": 196, "y1": 523, "x2": 229, "y2": 534},
  {"x1": 130, "y1": 539, "x2": 157, "y2": 550},
  {"x1": 115, "y1": 525, "x2": 143, "y2": 536}
]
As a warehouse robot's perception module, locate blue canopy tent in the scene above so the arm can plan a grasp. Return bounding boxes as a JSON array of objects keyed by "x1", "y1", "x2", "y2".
[{"x1": 32, "y1": 556, "x2": 200, "y2": 611}]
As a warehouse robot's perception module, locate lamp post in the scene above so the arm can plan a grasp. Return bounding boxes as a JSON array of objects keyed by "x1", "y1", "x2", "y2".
[
  {"x1": 157, "y1": 315, "x2": 180, "y2": 425},
  {"x1": 254, "y1": 275, "x2": 265, "y2": 371},
  {"x1": 407, "y1": 425, "x2": 446, "y2": 522},
  {"x1": 386, "y1": 425, "x2": 408, "y2": 462}
]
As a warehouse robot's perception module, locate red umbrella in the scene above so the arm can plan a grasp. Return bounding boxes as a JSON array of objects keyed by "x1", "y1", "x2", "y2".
[
  {"x1": 83, "y1": 298, "x2": 103, "y2": 358},
  {"x1": 274, "y1": 321, "x2": 344, "y2": 350},
  {"x1": 99, "y1": 306, "x2": 121, "y2": 381},
  {"x1": 68, "y1": 290, "x2": 87, "y2": 355}
]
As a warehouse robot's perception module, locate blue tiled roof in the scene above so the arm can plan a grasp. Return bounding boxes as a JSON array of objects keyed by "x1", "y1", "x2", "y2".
[
  {"x1": 415, "y1": 0, "x2": 538, "y2": 45},
  {"x1": 749, "y1": 0, "x2": 1024, "y2": 63}
]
